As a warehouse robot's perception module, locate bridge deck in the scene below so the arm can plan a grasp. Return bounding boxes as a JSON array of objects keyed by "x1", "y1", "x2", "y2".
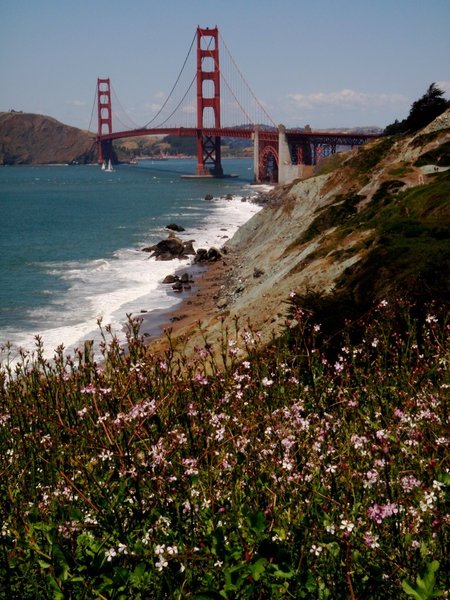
[{"x1": 97, "y1": 127, "x2": 378, "y2": 144}]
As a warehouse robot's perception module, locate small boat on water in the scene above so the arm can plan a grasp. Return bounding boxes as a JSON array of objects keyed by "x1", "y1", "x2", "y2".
[{"x1": 102, "y1": 159, "x2": 114, "y2": 172}]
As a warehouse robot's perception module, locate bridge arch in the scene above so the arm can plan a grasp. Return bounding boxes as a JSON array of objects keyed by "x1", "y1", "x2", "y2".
[{"x1": 259, "y1": 144, "x2": 279, "y2": 183}]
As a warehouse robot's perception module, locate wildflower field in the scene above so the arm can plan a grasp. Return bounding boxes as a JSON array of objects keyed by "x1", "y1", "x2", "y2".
[{"x1": 0, "y1": 298, "x2": 448, "y2": 598}]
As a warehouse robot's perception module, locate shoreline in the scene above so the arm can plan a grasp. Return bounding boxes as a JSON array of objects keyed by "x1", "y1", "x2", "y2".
[
  {"x1": 138, "y1": 257, "x2": 231, "y2": 351},
  {"x1": 135, "y1": 188, "x2": 275, "y2": 353},
  {"x1": 0, "y1": 179, "x2": 271, "y2": 366}
]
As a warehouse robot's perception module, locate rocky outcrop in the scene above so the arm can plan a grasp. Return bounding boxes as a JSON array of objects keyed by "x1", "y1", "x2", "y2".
[
  {"x1": 166, "y1": 223, "x2": 186, "y2": 232},
  {"x1": 162, "y1": 272, "x2": 194, "y2": 292},
  {"x1": 142, "y1": 235, "x2": 196, "y2": 261},
  {"x1": 193, "y1": 247, "x2": 223, "y2": 263},
  {"x1": 0, "y1": 112, "x2": 97, "y2": 165}
]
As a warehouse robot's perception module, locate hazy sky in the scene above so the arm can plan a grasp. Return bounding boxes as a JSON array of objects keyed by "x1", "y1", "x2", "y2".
[{"x1": 1, "y1": 0, "x2": 449, "y2": 131}]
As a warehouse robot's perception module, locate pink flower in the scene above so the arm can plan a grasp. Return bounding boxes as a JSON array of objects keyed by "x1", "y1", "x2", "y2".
[
  {"x1": 363, "y1": 532, "x2": 380, "y2": 549},
  {"x1": 193, "y1": 372, "x2": 208, "y2": 385},
  {"x1": 367, "y1": 502, "x2": 398, "y2": 524},
  {"x1": 334, "y1": 361, "x2": 344, "y2": 373}
]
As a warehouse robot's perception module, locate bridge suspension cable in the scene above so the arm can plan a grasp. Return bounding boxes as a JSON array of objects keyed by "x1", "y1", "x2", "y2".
[
  {"x1": 95, "y1": 26, "x2": 278, "y2": 134},
  {"x1": 154, "y1": 74, "x2": 197, "y2": 127},
  {"x1": 218, "y1": 32, "x2": 276, "y2": 128},
  {"x1": 110, "y1": 83, "x2": 141, "y2": 130},
  {"x1": 87, "y1": 85, "x2": 98, "y2": 133},
  {"x1": 142, "y1": 31, "x2": 197, "y2": 129}
]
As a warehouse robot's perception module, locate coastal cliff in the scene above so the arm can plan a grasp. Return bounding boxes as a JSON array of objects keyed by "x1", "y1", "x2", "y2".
[{"x1": 158, "y1": 109, "x2": 450, "y2": 353}]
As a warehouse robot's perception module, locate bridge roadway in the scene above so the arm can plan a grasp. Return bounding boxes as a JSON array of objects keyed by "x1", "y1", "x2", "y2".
[
  {"x1": 96, "y1": 126, "x2": 378, "y2": 183},
  {"x1": 97, "y1": 126, "x2": 376, "y2": 146}
]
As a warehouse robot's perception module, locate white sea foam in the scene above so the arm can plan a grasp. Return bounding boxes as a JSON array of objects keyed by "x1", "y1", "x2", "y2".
[{"x1": 1, "y1": 192, "x2": 262, "y2": 365}]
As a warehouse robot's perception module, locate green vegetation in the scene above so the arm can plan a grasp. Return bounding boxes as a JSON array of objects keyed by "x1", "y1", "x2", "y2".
[
  {"x1": 293, "y1": 169, "x2": 449, "y2": 317},
  {"x1": 301, "y1": 194, "x2": 360, "y2": 242},
  {"x1": 387, "y1": 164, "x2": 414, "y2": 177},
  {"x1": 344, "y1": 136, "x2": 397, "y2": 175},
  {"x1": 414, "y1": 141, "x2": 450, "y2": 167},
  {"x1": 384, "y1": 83, "x2": 449, "y2": 135},
  {"x1": 354, "y1": 170, "x2": 449, "y2": 261},
  {"x1": 1, "y1": 295, "x2": 448, "y2": 598},
  {"x1": 313, "y1": 152, "x2": 347, "y2": 176}
]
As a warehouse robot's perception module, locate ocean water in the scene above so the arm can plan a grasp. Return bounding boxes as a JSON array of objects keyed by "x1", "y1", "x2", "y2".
[{"x1": 0, "y1": 158, "x2": 263, "y2": 361}]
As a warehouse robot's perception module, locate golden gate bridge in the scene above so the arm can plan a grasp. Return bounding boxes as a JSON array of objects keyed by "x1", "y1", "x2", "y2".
[{"x1": 93, "y1": 26, "x2": 378, "y2": 184}]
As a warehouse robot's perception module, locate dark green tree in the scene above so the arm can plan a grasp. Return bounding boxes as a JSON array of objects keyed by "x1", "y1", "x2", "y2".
[
  {"x1": 406, "y1": 82, "x2": 449, "y2": 130},
  {"x1": 384, "y1": 83, "x2": 449, "y2": 135}
]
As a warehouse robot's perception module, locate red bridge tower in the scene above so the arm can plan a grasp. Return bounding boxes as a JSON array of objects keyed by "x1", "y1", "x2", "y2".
[
  {"x1": 196, "y1": 27, "x2": 223, "y2": 177},
  {"x1": 97, "y1": 78, "x2": 113, "y2": 164}
]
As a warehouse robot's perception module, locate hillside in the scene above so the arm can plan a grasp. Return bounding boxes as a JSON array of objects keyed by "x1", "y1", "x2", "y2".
[
  {"x1": 1, "y1": 111, "x2": 449, "y2": 600},
  {"x1": 0, "y1": 112, "x2": 96, "y2": 165},
  {"x1": 156, "y1": 109, "x2": 450, "y2": 353}
]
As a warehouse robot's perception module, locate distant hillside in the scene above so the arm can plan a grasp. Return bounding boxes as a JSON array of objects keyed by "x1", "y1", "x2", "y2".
[
  {"x1": 0, "y1": 112, "x2": 250, "y2": 164},
  {"x1": 0, "y1": 112, "x2": 97, "y2": 165}
]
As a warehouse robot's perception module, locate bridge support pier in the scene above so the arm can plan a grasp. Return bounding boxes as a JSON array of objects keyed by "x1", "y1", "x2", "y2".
[
  {"x1": 253, "y1": 126, "x2": 260, "y2": 182},
  {"x1": 196, "y1": 132, "x2": 223, "y2": 177},
  {"x1": 278, "y1": 125, "x2": 304, "y2": 185}
]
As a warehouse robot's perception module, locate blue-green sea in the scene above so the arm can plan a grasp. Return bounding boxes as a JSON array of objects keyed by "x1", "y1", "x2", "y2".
[{"x1": 0, "y1": 158, "x2": 261, "y2": 360}]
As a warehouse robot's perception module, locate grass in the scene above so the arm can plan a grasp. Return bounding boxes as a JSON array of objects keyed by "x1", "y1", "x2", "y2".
[
  {"x1": 313, "y1": 153, "x2": 347, "y2": 176},
  {"x1": 300, "y1": 194, "x2": 360, "y2": 243},
  {"x1": 414, "y1": 141, "x2": 450, "y2": 167},
  {"x1": 410, "y1": 128, "x2": 450, "y2": 149},
  {"x1": 1, "y1": 296, "x2": 448, "y2": 599},
  {"x1": 288, "y1": 170, "x2": 450, "y2": 310},
  {"x1": 387, "y1": 164, "x2": 414, "y2": 177},
  {"x1": 344, "y1": 137, "x2": 397, "y2": 175}
]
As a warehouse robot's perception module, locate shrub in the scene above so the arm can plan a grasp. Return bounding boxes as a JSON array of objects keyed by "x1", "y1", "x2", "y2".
[{"x1": 0, "y1": 298, "x2": 448, "y2": 598}]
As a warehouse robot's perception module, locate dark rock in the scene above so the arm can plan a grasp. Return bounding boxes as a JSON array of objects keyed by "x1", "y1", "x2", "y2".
[
  {"x1": 194, "y1": 248, "x2": 208, "y2": 262},
  {"x1": 143, "y1": 236, "x2": 195, "y2": 260},
  {"x1": 193, "y1": 247, "x2": 222, "y2": 263},
  {"x1": 172, "y1": 281, "x2": 183, "y2": 291},
  {"x1": 205, "y1": 194, "x2": 214, "y2": 201},
  {"x1": 166, "y1": 223, "x2": 185, "y2": 232},
  {"x1": 180, "y1": 273, "x2": 192, "y2": 283},
  {"x1": 183, "y1": 240, "x2": 196, "y2": 255},
  {"x1": 206, "y1": 247, "x2": 222, "y2": 261},
  {"x1": 170, "y1": 314, "x2": 186, "y2": 322},
  {"x1": 162, "y1": 274, "x2": 179, "y2": 284},
  {"x1": 155, "y1": 238, "x2": 185, "y2": 259}
]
